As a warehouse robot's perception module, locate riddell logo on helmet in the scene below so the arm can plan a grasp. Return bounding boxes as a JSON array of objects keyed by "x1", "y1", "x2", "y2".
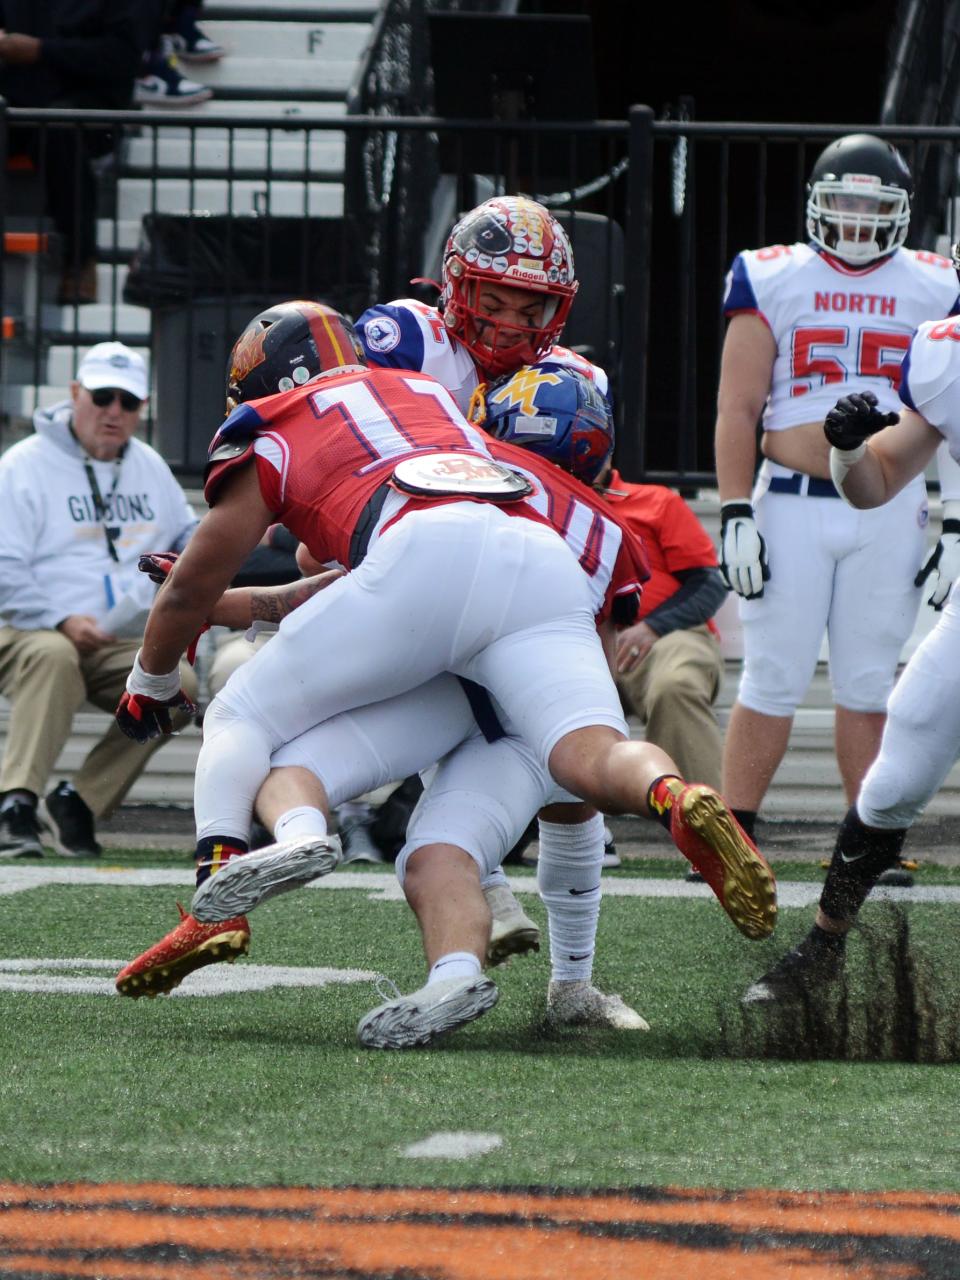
[{"x1": 505, "y1": 265, "x2": 547, "y2": 285}]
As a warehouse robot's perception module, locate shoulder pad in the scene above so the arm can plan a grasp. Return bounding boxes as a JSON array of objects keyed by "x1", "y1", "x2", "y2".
[
  {"x1": 208, "y1": 438, "x2": 253, "y2": 465},
  {"x1": 216, "y1": 401, "x2": 264, "y2": 444},
  {"x1": 203, "y1": 440, "x2": 256, "y2": 506}
]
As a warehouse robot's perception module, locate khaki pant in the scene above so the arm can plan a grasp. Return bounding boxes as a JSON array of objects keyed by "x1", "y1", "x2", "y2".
[
  {"x1": 616, "y1": 624, "x2": 723, "y2": 789},
  {"x1": 0, "y1": 626, "x2": 199, "y2": 818}
]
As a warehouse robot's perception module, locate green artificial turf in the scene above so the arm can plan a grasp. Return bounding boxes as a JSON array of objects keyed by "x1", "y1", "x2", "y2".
[{"x1": 1, "y1": 865, "x2": 959, "y2": 1192}]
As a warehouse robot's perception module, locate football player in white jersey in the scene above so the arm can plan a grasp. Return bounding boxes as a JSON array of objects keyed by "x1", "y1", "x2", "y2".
[
  {"x1": 355, "y1": 196, "x2": 618, "y2": 975},
  {"x1": 744, "y1": 257, "x2": 960, "y2": 1002},
  {"x1": 715, "y1": 134, "x2": 960, "y2": 847}
]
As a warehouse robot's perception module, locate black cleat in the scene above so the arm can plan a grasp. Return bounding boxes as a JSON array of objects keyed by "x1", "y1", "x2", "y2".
[{"x1": 742, "y1": 933, "x2": 845, "y2": 1005}]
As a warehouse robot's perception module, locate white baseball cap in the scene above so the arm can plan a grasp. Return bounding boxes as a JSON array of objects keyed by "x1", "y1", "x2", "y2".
[{"x1": 76, "y1": 342, "x2": 148, "y2": 401}]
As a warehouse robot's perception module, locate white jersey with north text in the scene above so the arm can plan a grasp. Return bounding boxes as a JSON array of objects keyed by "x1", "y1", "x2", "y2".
[{"x1": 724, "y1": 243, "x2": 959, "y2": 431}]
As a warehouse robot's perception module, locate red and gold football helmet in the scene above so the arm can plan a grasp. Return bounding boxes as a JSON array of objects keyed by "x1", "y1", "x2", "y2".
[{"x1": 440, "y1": 196, "x2": 578, "y2": 376}]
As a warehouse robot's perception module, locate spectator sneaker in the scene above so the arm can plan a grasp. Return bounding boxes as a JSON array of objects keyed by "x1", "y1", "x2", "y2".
[
  {"x1": 669, "y1": 782, "x2": 777, "y2": 940},
  {"x1": 357, "y1": 975, "x2": 499, "y2": 1049},
  {"x1": 546, "y1": 980, "x2": 650, "y2": 1031},
  {"x1": 135, "y1": 49, "x2": 213, "y2": 107},
  {"x1": 741, "y1": 933, "x2": 845, "y2": 1006},
  {"x1": 0, "y1": 799, "x2": 44, "y2": 857},
  {"x1": 40, "y1": 781, "x2": 102, "y2": 858},
  {"x1": 339, "y1": 814, "x2": 385, "y2": 865},
  {"x1": 168, "y1": 8, "x2": 225, "y2": 62},
  {"x1": 190, "y1": 835, "x2": 341, "y2": 922},
  {"x1": 483, "y1": 883, "x2": 540, "y2": 966},
  {"x1": 115, "y1": 904, "x2": 250, "y2": 997}
]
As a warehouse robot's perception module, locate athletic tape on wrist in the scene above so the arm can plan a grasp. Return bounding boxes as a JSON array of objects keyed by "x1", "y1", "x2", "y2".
[
  {"x1": 829, "y1": 442, "x2": 867, "y2": 499},
  {"x1": 126, "y1": 650, "x2": 182, "y2": 700}
]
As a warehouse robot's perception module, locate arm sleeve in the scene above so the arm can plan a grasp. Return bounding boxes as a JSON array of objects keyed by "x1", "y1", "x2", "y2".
[{"x1": 643, "y1": 567, "x2": 728, "y2": 637}]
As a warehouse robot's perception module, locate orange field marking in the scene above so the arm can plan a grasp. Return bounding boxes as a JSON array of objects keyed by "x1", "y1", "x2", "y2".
[{"x1": 2, "y1": 1181, "x2": 959, "y2": 1278}]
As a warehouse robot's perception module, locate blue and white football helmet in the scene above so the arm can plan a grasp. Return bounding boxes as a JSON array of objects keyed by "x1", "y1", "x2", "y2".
[{"x1": 477, "y1": 363, "x2": 614, "y2": 483}]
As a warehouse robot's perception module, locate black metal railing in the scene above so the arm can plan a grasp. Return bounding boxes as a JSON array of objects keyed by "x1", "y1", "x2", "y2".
[{"x1": 3, "y1": 103, "x2": 960, "y2": 486}]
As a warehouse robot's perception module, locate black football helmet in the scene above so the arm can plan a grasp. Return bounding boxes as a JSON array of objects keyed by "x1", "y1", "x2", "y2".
[
  {"x1": 225, "y1": 300, "x2": 365, "y2": 412},
  {"x1": 806, "y1": 134, "x2": 912, "y2": 265}
]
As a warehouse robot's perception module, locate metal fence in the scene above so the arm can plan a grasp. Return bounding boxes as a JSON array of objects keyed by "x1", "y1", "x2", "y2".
[{"x1": 2, "y1": 104, "x2": 960, "y2": 484}]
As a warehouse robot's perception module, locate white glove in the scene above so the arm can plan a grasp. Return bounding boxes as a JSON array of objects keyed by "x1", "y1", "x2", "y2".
[
  {"x1": 720, "y1": 500, "x2": 770, "y2": 600},
  {"x1": 915, "y1": 500, "x2": 960, "y2": 609}
]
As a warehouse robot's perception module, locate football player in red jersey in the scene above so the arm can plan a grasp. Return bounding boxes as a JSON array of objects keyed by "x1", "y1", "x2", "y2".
[{"x1": 115, "y1": 317, "x2": 774, "y2": 1042}]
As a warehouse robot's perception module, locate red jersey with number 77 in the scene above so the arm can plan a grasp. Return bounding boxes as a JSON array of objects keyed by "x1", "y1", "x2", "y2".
[
  {"x1": 204, "y1": 364, "x2": 647, "y2": 624},
  {"x1": 723, "y1": 242, "x2": 959, "y2": 431}
]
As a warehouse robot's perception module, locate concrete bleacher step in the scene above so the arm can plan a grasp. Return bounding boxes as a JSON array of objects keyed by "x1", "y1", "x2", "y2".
[
  {"x1": 123, "y1": 135, "x2": 345, "y2": 175},
  {"x1": 193, "y1": 57, "x2": 358, "y2": 98},
  {"x1": 41, "y1": 302, "x2": 150, "y2": 338},
  {"x1": 199, "y1": 18, "x2": 370, "y2": 63},
  {"x1": 156, "y1": 99, "x2": 348, "y2": 128},
  {"x1": 115, "y1": 177, "x2": 343, "y2": 220},
  {"x1": 206, "y1": 0, "x2": 377, "y2": 13}
]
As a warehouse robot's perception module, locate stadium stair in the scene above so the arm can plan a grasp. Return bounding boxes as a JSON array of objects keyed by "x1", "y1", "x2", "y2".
[{"x1": 1, "y1": 0, "x2": 379, "y2": 426}]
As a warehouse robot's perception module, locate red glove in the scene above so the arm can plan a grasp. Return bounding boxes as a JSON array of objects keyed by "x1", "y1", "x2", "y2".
[
  {"x1": 137, "y1": 551, "x2": 208, "y2": 665},
  {"x1": 116, "y1": 688, "x2": 198, "y2": 743},
  {"x1": 138, "y1": 551, "x2": 179, "y2": 584}
]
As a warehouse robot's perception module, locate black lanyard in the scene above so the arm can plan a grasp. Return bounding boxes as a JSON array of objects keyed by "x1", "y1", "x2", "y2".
[{"x1": 78, "y1": 444, "x2": 126, "y2": 564}]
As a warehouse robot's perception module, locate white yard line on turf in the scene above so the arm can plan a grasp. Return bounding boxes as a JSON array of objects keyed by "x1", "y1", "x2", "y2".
[{"x1": 1, "y1": 865, "x2": 959, "y2": 908}]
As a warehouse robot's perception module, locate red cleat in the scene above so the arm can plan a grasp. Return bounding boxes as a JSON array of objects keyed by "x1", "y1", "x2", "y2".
[
  {"x1": 116, "y1": 903, "x2": 250, "y2": 998},
  {"x1": 670, "y1": 783, "x2": 777, "y2": 940}
]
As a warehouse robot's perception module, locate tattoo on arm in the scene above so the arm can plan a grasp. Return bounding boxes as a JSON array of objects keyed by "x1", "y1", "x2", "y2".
[{"x1": 249, "y1": 573, "x2": 337, "y2": 623}]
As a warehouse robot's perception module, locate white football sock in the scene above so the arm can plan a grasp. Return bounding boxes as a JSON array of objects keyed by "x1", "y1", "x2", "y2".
[
  {"x1": 537, "y1": 813, "x2": 604, "y2": 983},
  {"x1": 428, "y1": 951, "x2": 482, "y2": 984},
  {"x1": 480, "y1": 865, "x2": 509, "y2": 891},
  {"x1": 273, "y1": 805, "x2": 328, "y2": 843}
]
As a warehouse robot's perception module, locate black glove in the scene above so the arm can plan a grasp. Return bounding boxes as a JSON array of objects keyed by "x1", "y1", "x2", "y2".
[
  {"x1": 823, "y1": 391, "x2": 899, "y2": 451},
  {"x1": 116, "y1": 688, "x2": 198, "y2": 743}
]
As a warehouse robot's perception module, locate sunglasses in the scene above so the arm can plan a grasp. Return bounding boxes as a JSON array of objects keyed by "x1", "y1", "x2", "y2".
[{"x1": 90, "y1": 387, "x2": 142, "y2": 412}]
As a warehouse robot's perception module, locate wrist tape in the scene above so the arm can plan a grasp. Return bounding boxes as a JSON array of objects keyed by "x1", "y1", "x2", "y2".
[{"x1": 126, "y1": 651, "x2": 181, "y2": 701}]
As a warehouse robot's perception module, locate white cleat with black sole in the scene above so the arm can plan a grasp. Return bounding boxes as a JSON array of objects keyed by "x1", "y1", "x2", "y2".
[
  {"x1": 190, "y1": 835, "x2": 341, "y2": 923},
  {"x1": 357, "y1": 975, "x2": 499, "y2": 1049}
]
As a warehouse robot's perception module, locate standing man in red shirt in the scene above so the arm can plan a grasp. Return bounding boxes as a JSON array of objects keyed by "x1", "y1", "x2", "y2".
[{"x1": 598, "y1": 463, "x2": 728, "y2": 792}]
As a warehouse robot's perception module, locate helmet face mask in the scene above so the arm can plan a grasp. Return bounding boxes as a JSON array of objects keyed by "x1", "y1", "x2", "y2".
[
  {"x1": 475, "y1": 363, "x2": 614, "y2": 483},
  {"x1": 806, "y1": 134, "x2": 913, "y2": 265},
  {"x1": 225, "y1": 300, "x2": 365, "y2": 413},
  {"x1": 441, "y1": 196, "x2": 578, "y2": 376}
]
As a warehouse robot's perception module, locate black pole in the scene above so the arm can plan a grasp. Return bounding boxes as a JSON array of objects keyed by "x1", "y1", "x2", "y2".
[{"x1": 619, "y1": 103, "x2": 653, "y2": 480}]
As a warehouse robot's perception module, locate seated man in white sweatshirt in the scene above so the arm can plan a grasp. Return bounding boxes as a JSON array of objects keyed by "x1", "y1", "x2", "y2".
[{"x1": 0, "y1": 342, "x2": 198, "y2": 857}]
